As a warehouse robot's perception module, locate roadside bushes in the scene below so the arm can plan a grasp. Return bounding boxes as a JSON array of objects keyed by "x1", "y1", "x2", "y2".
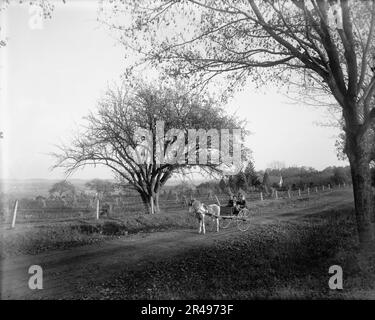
[{"x1": 101, "y1": 221, "x2": 128, "y2": 236}]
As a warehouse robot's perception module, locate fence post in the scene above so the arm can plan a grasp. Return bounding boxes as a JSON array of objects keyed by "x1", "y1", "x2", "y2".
[
  {"x1": 96, "y1": 199, "x2": 100, "y2": 220},
  {"x1": 260, "y1": 192, "x2": 264, "y2": 201},
  {"x1": 288, "y1": 190, "x2": 291, "y2": 199},
  {"x1": 275, "y1": 190, "x2": 278, "y2": 199},
  {"x1": 108, "y1": 203, "x2": 112, "y2": 217},
  {"x1": 298, "y1": 189, "x2": 301, "y2": 197},
  {"x1": 11, "y1": 200, "x2": 18, "y2": 229},
  {"x1": 307, "y1": 188, "x2": 310, "y2": 196}
]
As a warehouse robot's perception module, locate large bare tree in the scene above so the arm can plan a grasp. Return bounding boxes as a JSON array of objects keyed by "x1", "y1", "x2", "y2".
[
  {"x1": 53, "y1": 81, "x2": 246, "y2": 214},
  {"x1": 102, "y1": 0, "x2": 375, "y2": 247}
]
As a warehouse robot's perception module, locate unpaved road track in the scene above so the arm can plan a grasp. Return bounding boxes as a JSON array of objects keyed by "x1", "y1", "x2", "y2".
[{"x1": 1, "y1": 193, "x2": 353, "y2": 299}]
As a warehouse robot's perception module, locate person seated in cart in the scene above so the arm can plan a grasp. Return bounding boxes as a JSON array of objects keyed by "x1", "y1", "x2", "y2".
[
  {"x1": 227, "y1": 195, "x2": 239, "y2": 215},
  {"x1": 227, "y1": 195, "x2": 236, "y2": 207},
  {"x1": 233, "y1": 194, "x2": 246, "y2": 215},
  {"x1": 232, "y1": 195, "x2": 242, "y2": 215},
  {"x1": 237, "y1": 193, "x2": 246, "y2": 207}
]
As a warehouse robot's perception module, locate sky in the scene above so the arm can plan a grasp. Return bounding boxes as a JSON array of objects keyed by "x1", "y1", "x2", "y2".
[{"x1": 0, "y1": 1, "x2": 348, "y2": 181}]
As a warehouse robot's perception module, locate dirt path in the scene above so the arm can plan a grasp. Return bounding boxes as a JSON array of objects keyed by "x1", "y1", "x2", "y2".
[{"x1": 1, "y1": 192, "x2": 354, "y2": 299}]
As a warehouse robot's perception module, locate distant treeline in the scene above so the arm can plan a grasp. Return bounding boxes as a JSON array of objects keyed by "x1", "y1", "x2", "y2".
[
  {"x1": 6, "y1": 165, "x2": 373, "y2": 204},
  {"x1": 260, "y1": 166, "x2": 353, "y2": 191},
  {"x1": 189, "y1": 165, "x2": 375, "y2": 196}
]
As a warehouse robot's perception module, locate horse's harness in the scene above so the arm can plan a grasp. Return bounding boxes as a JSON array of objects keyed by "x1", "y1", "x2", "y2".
[{"x1": 191, "y1": 202, "x2": 211, "y2": 220}]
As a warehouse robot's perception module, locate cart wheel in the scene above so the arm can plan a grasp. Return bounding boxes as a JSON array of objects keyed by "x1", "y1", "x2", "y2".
[{"x1": 237, "y1": 208, "x2": 251, "y2": 232}]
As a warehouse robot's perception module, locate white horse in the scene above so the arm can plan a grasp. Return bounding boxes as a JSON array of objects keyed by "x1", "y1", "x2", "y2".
[{"x1": 188, "y1": 199, "x2": 220, "y2": 234}]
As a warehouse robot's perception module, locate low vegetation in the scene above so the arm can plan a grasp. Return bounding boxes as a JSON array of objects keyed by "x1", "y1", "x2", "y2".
[
  {"x1": 84, "y1": 208, "x2": 375, "y2": 299},
  {"x1": 0, "y1": 210, "x2": 197, "y2": 258}
]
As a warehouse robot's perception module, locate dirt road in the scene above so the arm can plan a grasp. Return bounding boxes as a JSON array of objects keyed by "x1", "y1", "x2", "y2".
[{"x1": 1, "y1": 192, "x2": 354, "y2": 299}]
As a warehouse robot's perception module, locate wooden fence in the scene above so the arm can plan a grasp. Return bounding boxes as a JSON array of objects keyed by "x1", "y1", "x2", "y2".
[{"x1": 0, "y1": 183, "x2": 352, "y2": 227}]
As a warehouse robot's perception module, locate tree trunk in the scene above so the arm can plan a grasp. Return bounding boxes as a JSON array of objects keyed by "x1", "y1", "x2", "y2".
[
  {"x1": 139, "y1": 190, "x2": 160, "y2": 214},
  {"x1": 154, "y1": 192, "x2": 160, "y2": 213},
  {"x1": 347, "y1": 136, "x2": 374, "y2": 249},
  {"x1": 140, "y1": 192, "x2": 153, "y2": 214}
]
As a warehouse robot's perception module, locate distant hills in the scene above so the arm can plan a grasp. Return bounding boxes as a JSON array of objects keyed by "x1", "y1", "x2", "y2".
[{"x1": 0, "y1": 177, "x2": 207, "y2": 198}]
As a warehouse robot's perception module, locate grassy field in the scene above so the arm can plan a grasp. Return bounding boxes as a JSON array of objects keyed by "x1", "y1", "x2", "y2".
[
  {"x1": 0, "y1": 190, "x2": 333, "y2": 258},
  {"x1": 83, "y1": 208, "x2": 375, "y2": 299},
  {"x1": 0, "y1": 209, "x2": 197, "y2": 258},
  {"x1": 0, "y1": 189, "x2": 358, "y2": 259}
]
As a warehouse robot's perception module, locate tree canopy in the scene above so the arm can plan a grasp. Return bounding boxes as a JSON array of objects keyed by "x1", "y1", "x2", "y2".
[
  {"x1": 54, "y1": 80, "x2": 247, "y2": 213},
  {"x1": 49, "y1": 180, "x2": 76, "y2": 198},
  {"x1": 85, "y1": 179, "x2": 116, "y2": 197}
]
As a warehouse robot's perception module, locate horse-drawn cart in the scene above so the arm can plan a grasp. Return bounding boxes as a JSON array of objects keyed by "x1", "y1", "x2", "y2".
[
  {"x1": 219, "y1": 206, "x2": 258, "y2": 232},
  {"x1": 189, "y1": 198, "x2": 260, "y2": 233},
  {"x1": 212, "y1": 195, "x2": 259, "y2": 232}
]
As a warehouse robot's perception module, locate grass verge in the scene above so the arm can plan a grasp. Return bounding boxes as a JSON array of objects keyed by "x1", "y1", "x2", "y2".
[
  {"x1": 83, "y1": 208, "x2": 375, "y2": 299},
  {"x1": 0, "y1": 210, "x2": 196, "y2": 258}
]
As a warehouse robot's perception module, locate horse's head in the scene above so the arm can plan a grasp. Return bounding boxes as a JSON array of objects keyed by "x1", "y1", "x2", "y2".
[{"x1": 188, "y1": 199, "x2": 197, "y2": 213}]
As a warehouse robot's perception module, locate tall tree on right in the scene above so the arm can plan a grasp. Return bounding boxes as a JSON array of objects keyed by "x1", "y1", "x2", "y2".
[
  {"x1": 244, "y1": 161, "x2": 260, "y2": 188},
  {"x1": 106, "y1": 0, "x2": 375, "y2": 248}
]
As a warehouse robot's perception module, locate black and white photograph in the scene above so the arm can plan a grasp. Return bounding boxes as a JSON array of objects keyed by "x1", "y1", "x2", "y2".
[{"x1": 0, "y1": 0, "x2": 375, "y2": 307}]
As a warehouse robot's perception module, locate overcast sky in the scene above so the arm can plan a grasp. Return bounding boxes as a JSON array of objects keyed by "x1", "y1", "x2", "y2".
[{"x1": 0, "y1": 1, "x2": 348, "y2": 181}]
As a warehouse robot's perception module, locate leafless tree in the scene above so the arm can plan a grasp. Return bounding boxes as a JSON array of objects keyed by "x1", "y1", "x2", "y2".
[{"x1": 53, "y1": 81, "x2": 246, "y2": 214}]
